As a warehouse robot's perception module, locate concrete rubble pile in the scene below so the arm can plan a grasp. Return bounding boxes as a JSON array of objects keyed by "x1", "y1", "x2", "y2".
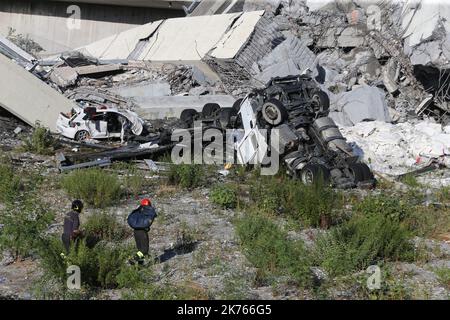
[
  {"x1": 341, "y1": 120, "x2": 450, "y2": 176},
  {"x1": 1, "y1": 0, "x2": 450, "y2": 180}
]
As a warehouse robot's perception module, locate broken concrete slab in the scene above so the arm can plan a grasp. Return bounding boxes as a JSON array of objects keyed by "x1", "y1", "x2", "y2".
[
  {"x1": 110, "y1": 81, "x2": 172, "y2": 99},
  {"x1": 409, "y1": 35, "x2": 450, "y2": 69},
  {"x1": 382, "y1": 59, "x2": 400, "y2": 94},
  {"x1": 402, "y1": 0, "x2": 450, "y2": 48},
  {"x1": 340, "y1": 119, "x2": 450, "y2": 176},
  {"x1": 0, "y1": 53, "x2": 76, "y2": 132},
  {"x1": 49, "y1": 66, "x2": 79, "y2": 88},
  {"x1": 191, "y1": 65, "x2": 217, "y2": 87},
  {"x1": 329, "y1": 85, "x2": 392, "y2": 126},
  {"x1": 78, "y1": 20, "x2": 164, "y2": 60},
  {"x1": 75, "y1": 64, "x2": 124, "y2": 77},
  {"x1": 254, "y1": 58, "x2": 302, "y2": 84},
  {"x1": 255, "y1": 35, "x2": 317, "y2": 79},
  {"x1": 209, "y1": 11, "x2": 265, "y2": 60},
  {"x1": 0, "y1": 36, "x2": 36, "y2": 70},
  {"x1": 305, "y1": 0, "x2": 354, "y2": 12},
  {"x1": 337, "y1": 26, "x2": 366, "y2": 47},
  {"x1": 79, "y1": 11, "x2": 266, "y2": 64},
  {"x1": 132, "y1": 12, "x2": 242, "y2": 61},
  {"x1": 190, "y1": 0, "x2": 242, "y2": 16}
]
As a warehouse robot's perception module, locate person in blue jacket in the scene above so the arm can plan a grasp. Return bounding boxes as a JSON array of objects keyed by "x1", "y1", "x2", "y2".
[{"x1": 127, "y1": 198, "x2": 157, "y2": 264}]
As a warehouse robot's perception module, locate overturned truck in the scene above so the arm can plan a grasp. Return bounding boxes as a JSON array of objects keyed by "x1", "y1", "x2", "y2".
[{"x1": 181, "y1": 75, "x2": 376, "y2": 189}]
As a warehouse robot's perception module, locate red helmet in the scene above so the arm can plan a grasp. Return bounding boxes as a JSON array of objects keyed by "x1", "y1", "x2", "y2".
[{"x1": 140, "y1": 198, "x2": 151, "y2": 207}]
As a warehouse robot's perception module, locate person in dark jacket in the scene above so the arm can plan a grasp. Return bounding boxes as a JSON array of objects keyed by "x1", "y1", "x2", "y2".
[
  {"x1": 127, "y1": 198, "x2": 157, "y2": 264},
  {"x1": 62, "y1": 200, "x2": 84, "y2": 254}
]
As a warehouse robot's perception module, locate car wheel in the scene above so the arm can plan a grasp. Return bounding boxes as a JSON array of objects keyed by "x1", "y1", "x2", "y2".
[
  {"x1": 75, "y1": 130, "x2": 90, "y2": 142},
  {"x1": 348, "y1": 163, "x2": 374, "y2": 183},
  {"x1": 300, "y1": 163, "x2": 330, "y2": 185},
  {"x1": 311, "y1": 90, "x2": 330, "y2": 116},
  {"x1": 180, "y1": 109, "x2": 198, "y2": 127},
  {"x1": 202, "y1": 103, "x2": 221, "y2": 118},
  {"x1": 261, "y1": 99, "x2": 288, "y2": 126}
]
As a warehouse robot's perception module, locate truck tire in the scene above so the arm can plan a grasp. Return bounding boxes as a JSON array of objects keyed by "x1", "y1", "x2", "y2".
[
  {"x1": 202, "y1": 103, "x2": 221, "y2": 117},
  {"x1": 261, "y1": 99, "x2": 288, "y2": 126},
  {"x1": 232, "y1": 98, "x2": 243, "y2": 113},
  {"x1": 218, "y1": 108, "x2": 237, "y2": 129},
  {"x1": 180, "y1": 109, "x2": 198, "y2": 127},
  {"x1": 348, "y1": 163, "x2": 374, "y2": 183},
  {"x1": 300, "y1": 163, "x2": 331, "y2": 185},
  {"x1": 311, "y1": 90, "x2": 330, "y2": 115}
]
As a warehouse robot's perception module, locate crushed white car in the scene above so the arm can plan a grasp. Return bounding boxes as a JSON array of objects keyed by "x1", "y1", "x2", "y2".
[{"x1": 56, "y1": 105, "x2": 144, "y2": 141}]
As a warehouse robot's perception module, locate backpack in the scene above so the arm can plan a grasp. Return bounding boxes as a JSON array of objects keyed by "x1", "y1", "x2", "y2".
[{"x1": 127, "y1": 206, "x2": 157, "y2": 230}]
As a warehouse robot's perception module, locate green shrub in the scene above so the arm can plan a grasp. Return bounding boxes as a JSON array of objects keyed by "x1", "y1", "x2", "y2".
[
  {"x1": 436, "y1": 186, "x2": 450, "y2": 206},
  {"x1": 22, "y1": 125, "x2": 56, "y2": 155},
  {"x1": 248, "y1": 174, "x2": 341, "y2": 228},
  {"x1": 168, "y1": 164, "x2": 204, "y2": 189},
  {"x1": 96, "y1": 244, "x2": 130, "y2": 289},
  {"x1": 327, "y1": 265, "x2": 412, "y2": 300},
  {"x1": 0, "y1": 163, "x2": 22, "y2": 203},
  {"x1": 121, "y1": 279, "x2": 209, "y2": 300},
  {"x1": 116, "y1": 265, "x2": 144, "y2": 289},
  {"x1": 38, "y1": 236, "x2": 134, "y2": 290},
  {"x1": 249, "y1": 175, "x2": 287, "y2": 214},
  {"x1": 174, "y1": 221, "x2": 201, "y2": 254},
  {"x1": 284, "y1": 180, "x2": 341, "y2": 228},
  {"x1": 61, "y1": 169, "x2": 122, "y2": 208},
  {"x1": 404, "y1": 205, "x2": 450, "y2": 237},
  {"x1": 114, "y1": 163, "x2": 148, "y2": 197},
  {"x1": 83, "y1": 212, "x2": 130, "y2": 243},
  {"x1": 235, "y1": 214, "x2": 312, "y2": 287},
  {"x1": 122, "y1": 284, "x2": 186, "y2": 300},
  {"x1": 0, "y1": 197, "x2": 55, "y2": 259},
  {"x1": 124, "y1": 174, "x2": 146, "y2": 197},
  {"x1": 400, "y1": 174, "x2": 422, "y2": 188},
  {"x1": 210, "y1": 184, "x2": 238, "y2": 209},
  {"x1": 356, "y1": 194, "x2": 411, "y2": 221},
  {"x1": 313, "y1": 196, "x2": 415, "y2": 277},
  {"x1": 35, "y1": 236, "x2": 96, "y2": 300},
  {"x1": 434, "y1": 267, "x2": 450, "y2": 289}
]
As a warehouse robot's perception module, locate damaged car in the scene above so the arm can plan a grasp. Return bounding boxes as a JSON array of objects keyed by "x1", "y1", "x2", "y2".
[{"x1": 56, "y1": 104, "x2": 145, "y2": 142}]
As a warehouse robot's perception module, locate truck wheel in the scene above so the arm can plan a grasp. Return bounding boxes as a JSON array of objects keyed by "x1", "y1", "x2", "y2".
[
  {"x1": 218, "y1": 108, "x2": 237, "y2": 128},
  {"x1": 180, "y1": 109, "x2": 198, "y2": 127},
  {"x1": 300, "y1": 164, "x2": 330, "y2": 185},
  {"x1": 202, "y1": 103, "x2": 221, "y2": 117},
  {"x1": 348, "y1": 163, "x2": 374, "y2": 183},
  {"x1": 232, "y1": 98, "x2": 243, "y2": 113},
  {"x1": 261, "y1": 99, "x2": 288, "y2": 126},
  {"x1": 311, "y1": 90, "x2": 330, "y2": 115},
  {"x1": 75, "y1": 130, "x2": 90, "y2": 141}
]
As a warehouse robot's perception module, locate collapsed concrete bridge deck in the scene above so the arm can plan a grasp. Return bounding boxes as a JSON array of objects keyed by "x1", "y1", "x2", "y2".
[
  {"x1": 0, "y1": 53, "x2": 76, "y2": 132},
  {"x1": 0, "y1": 0, "x2": 191, "y2": 54}
]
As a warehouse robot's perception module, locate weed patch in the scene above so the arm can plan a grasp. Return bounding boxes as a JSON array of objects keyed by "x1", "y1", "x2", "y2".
[
  {"x1": 22, "y1": 125, "x2": 56, "y2": 155},
  {"x1": 313, "y1": 195, "x2": 415, "y2": 277},
  {"x1": 168, "y1": 164, "x2": 204, "y2": 189},
  {"x1": 83, "y1": 212, "x2": 131, "y2": 243},
  {"x1": 210, "y1": 184, "x2": 238, "y2": 209},
  {"x1": 248, "y1": 174, "x2": 342, "y2": 228},
  {"x1": 0, "y1": 197, "x2": 55, "y2": 259},
  {"x1": 0, "y1": 162, "x2": 22, "y2": 203},
  {"x1": 235, "y1": 213, "x2": 312, "y2": 287},
  {"x1": 61, "y1": 169, "x2": 122, "y2": 208}
]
